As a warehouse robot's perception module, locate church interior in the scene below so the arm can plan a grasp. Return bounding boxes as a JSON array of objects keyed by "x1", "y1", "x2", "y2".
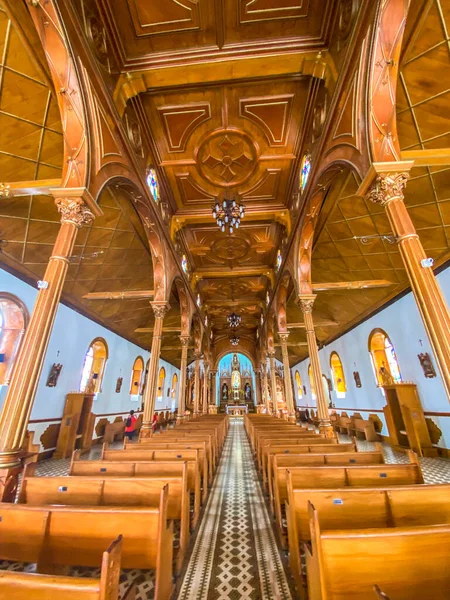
[{"x1": 1, "y1": 0, "x2": 450, "y2": 598}]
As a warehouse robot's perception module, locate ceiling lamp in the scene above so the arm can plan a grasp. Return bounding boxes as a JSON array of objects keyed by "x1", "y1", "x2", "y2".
[
  {"x1": 227, "y1": 312, "x2": 241, "y2": 329},
  {"x1": 212, "y1": 193, "x2": 245, "y2": 234},
  {"x1": 230, "y1": 335, "x2": 240, "y2": 346}
]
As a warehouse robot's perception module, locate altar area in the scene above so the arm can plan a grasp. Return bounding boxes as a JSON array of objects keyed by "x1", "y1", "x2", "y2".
[{"x1": 226, "y1": 405, "x2": 248, "y2": 416}]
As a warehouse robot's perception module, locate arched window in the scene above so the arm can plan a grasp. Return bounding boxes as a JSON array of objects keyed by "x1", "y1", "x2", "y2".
[
  {"x1": 0, "y1": 294, "x2": 28, "y2": 385},
  {"x1": 300, "y1": 153, "x2": 311, "y2": 191},
  {"x1": 295, "y1": 371, "x2": 303, "y2": 399},
  {"x1": 171, "y1": 373, "x2": 178, "y2": 399},
  {"x1": 157, "y1": 366, "x2": 166, "y2": 399},
  {"x1": 147, "y1": 168, "x2": 159, "y2": 202},
  {"x1": 308, "y1": 364, "x2": 316, "y2": 399},
  {"x1": 130, "y1": 356, "x2": 144, "y2": 395},
  {"x1": 330, "y1": 352, "x2": 346, "y2": 398},
  {"x1": 80, "y1": 338, "x2": 108, "y2": 393},
  {"x1": 369, "y1": 328, "x2": 402, "y2": 386}
]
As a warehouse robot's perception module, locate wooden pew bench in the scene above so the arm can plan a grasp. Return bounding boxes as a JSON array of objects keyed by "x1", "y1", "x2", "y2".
[
  {"x1": 285, "y1": 483, "x2": 450, "y2": 595},
  {"x1": 0, "y1": 496, "x2": 172, "y2": 600},
  {"x1": 103, "y1": 420, "x2": 125, "y2": 444},
  {"x1": 20, "y1": 466, "x2": 189, "y2": 573},
  {"x1": 102, "y1": 446, "x2": 209, "y2": 503},
  {"x1": 161, "y1": 428, "x2": 220, "y2": 459},
  {"x1": 306, "y1": 503, "x2": 450, "y2": 600},
  {"x1": 0, "y1": 536, "x2": 129, "y2": 600},
  {"x1": 273, "y1": 456, "x2": 423, "y2": 545},
  {"x1": 268, "y1": 449, "x2": 384, "y2": 515},
  {"x1": 259, "y1": 436, "x2": 339, "y2": 482},
  {"x1": 70, "y1": 454, "x2": 202, "y2": 528}
]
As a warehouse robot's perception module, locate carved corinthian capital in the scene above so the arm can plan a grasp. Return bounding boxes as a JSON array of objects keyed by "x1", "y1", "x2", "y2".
[
  {"x1": 278, "y1": 332, "x2": 290, "y2": 344},
  {"x1": 297, "y1": 294, "x2": 316, "y2": 313},
  {"x1": 179, "y1": 335, "x2": 191, "y2": 348},
  {"x1": 56, "y1": 197, "x2": 94, "y2": 228},
  {"x1": 151, "y1": 301, "x2": 171, "y2": 319},
  {"x1": 365, "y1": 172, "x2": 410, "y2": 206}
]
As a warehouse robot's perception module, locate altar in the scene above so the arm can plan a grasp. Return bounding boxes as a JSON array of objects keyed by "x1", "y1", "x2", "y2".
[{"x1": 226, "y1": 404, "x2": 248, "y2": 416}]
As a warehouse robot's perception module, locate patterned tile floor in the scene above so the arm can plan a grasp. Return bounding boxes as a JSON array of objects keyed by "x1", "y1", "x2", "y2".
[
  {"x1": 176, "y1": 418, "x2": 292, "y2": 600},
  {"x1": 24, "y1": 421, "x2": 450, "y2": 600}
]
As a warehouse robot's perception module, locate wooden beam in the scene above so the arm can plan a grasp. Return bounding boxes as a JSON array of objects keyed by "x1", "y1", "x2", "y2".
[
  {"x1": 6, "y1": 179, "x2": 62, "y2": 196},
  {"x1": 287, "y1": 321, "x2": 338, "y2": 328},
  {"x1": 135, "y1": 326, "x2": 182, "y2": 333},
  {"x1": 83, "y1": 290, "x2": 154, "y2": 300},
  {"x1": 401, "y1": 148, "x2": 450, "y2": 167},
  {"x1": 274, "y1": 342, "x2": 308, "y2": 347},
  {"x1": 312, "y1": 280, "x2": 393, "y2": 291}
]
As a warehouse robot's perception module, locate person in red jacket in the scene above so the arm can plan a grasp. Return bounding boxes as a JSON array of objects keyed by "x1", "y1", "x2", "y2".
[{"x1": 124, "y1": 410, "x2": 137, "y2": 440}]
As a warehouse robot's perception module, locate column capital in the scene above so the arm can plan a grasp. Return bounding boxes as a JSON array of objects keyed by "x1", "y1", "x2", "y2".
[
  {"x1": 179, "y1": 335, "x2": 190, "y2": 348},
  {"x1": 366, "y1": 171, "x2": 410, "y2": 206},
  {"x1": 278, "y1": 331, "x2": 290, "y2": 343},
  {"x1": 267, "y1": 350, "x2": 275, "y2": 359},
  {"x1": 55, "y1": 197, "x2": 95, "y2": 228},
  {"x1": 297, "y1": 294, "x2": 317, "y2": 313},
  {"x1": 194, "y1": 352, "x2": 202, "y2": 361},
  {"x1": 150, "y1": 301, "x2": 171, "y2": 319}
]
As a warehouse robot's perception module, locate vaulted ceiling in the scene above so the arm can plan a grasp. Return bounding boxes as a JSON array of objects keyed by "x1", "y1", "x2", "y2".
[{"x1": 1, "y1": 0, "x2": 450, "y2": 369}]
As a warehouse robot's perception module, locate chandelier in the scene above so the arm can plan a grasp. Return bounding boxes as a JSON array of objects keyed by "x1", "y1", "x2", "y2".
[
  {"x1": 227, "y1": 312, "x2": 241, "y2": 329},
  {"x1": 212, "y1": 194, "x2": 245, "y2": 234},
  {"x1": 230, "y1": 335, "x2": 240, "y2": 346}
]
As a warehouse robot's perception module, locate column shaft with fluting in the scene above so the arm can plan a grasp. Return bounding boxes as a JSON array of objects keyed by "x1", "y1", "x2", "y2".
[
  {"x1": 0, "y1": 196, "x2": 95, "y2": 498},
  {"x1": 262, "y1": 358, "x2": 271, "y2": 414},
  {"x1": 203, "y1": 362, "x2": 209, "y2": 414},
  {"x1": 279, "y1": 332, "x2": 296, "y2": 420},
  {"x1": 210, "y1": 370, "x2": 217, "y2": 407},
  {"x1": 177, "y1": 335, "x2": 190, "y2": 422},
  {"x1": 298, "y1": 295, "x2": 333, "y2": 436},
  {"x1": 254, "y1": 369, "x2": 262, "y2": 407},
  {"x1": 268, "y1": 352, "x2": 278, "y2": 416},
  {"x1": 141, "y1": 302, "x2": 170, "y2": 436},
  {"x1": 193, "y1": 354, "x2": 201, "y2": 416},
  {"x1": 367, "y1": 171, "x2": 450, "y2": 403}
]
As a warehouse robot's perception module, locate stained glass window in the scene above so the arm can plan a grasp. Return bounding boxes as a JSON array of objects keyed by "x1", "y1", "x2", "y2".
[
  {"x1": 147, "y1": 168, "x2": 159, "y2": 202},
  {"x1": 196, "y1": 293, "x2": 201, "y2": 307},
  {"x1": 266, "y1": 291, "x2": 270, "y2": 306},
  {"x1": 181, "y1": 254, "x2": 188, "y2": 274},
  {"x1": 276, "y1": 249, "x2": 282, "y2": 270},
  {"x1": 300, "y1": 154, "x2": 311, "y2": 191}
]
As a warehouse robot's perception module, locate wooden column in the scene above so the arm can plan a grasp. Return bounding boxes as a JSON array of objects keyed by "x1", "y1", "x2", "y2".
[
  {"x1": 268, "y1": 351, "x2": 278, "y2": 416},
  {"x1": 0, "y1": 194, "x2": 95, "y2": 500},
  {"x1": 297, "y1": 295, "x2": 334, "y2": 437},
  {"x1": 279, "y1": 332, "x2": 296, "y2": 421},
  {"x1": 176, "y1": 335, "x2": 190, "y2": 423},
  {"x1": 254, "y1": 368, "x2": 262, "y2": 407},
  {"x1": 366, "y1": 170, "x2": 450, "y2": 404},
  {"x1": 202, "y1": 361, "x2": 209, "y2": 414},
  {"x1": 210, "y1": 369, "x2": 218, "y2": 407},
  {"x1": 141, "y1": 302, "x2": 170, "y2": 437},
  {"x1": 262, "y1": 357, "x2": 271, "y2": 414},
  {"x1": 193, "y1": 353, "x2": 201, "y2": 416}
]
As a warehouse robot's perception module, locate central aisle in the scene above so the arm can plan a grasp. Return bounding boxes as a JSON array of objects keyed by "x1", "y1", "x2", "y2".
[{"x1": 177, "y1": 418, "x2": 293, "y2": 600}]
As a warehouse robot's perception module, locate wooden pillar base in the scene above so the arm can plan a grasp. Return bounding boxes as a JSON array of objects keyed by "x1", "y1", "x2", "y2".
[
  {"x1": 139, "y1": 425, "x2": 152, "y2": 439},
  {"x1": 0, "y1": 464, "x2": 22, "y2": 502},
  {"x1": 288, "y1": 413, "x2": 296, "y2": 424},
  {"x1": 319, "y1": 421, "x2": 335, "y2": 438}
]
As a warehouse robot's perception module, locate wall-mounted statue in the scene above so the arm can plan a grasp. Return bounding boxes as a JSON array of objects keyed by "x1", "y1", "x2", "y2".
[
  {"x1": 418, "y1": 352, "x2": 437, "y2": 378},
  {"x1": 222, "y1": 383, "x2": 229, "y2": 401},
  {"x1": 46, "y1": 363, "x2": 62, "y2": 387},
  {"x1": 244, "y1": 382, "x2": 251, "y2": 402}
]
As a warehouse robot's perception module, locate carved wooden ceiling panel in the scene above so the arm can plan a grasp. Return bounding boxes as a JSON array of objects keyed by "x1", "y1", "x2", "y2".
[{"x1": 102, "y1": 0, "x2": 333, "y2": 66}]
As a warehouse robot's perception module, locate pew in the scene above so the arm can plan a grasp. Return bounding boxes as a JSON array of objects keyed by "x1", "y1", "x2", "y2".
[
  {"x1": 285, "y1": 482, "x2": 450, "y2": 594},
  {"x1": 102, "y1": 420, "x2": 125, "y2": 444},
  {"x1": 306, "y1": 502, "x2": 450, "y2": 600},
  {"x1": 101, "y1": 447, "x2": 208, "y2": 503},
  {"x1": 268, "y1": 449, "x2": 384, "y2": 515},
  {"x1": 261, "y1": 439, "x2": 356, "y2": 486},
  {"x1": 0, "y1": 492, "x2": 172, "y2": 600},
  {"x1": 272, "y1": 454, "x2": 423, "y2": 545},
  {"x1": 19, "y1": 465, "x2": 190, "y2": 572},
  {"x1": 257, "y1": 435, "x2": 336, "y2": 471},
  {"x1": 0, "y1": 535, "x2": 130, "y2": 600},
  {"x1": 70, "y1": 454, "x2": 201, "y2": 527}
]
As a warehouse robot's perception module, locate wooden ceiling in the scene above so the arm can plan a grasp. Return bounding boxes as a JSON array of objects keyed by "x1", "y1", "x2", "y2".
[{"x1": 2, "y1": 0, "x2": 450, "y2": 369}]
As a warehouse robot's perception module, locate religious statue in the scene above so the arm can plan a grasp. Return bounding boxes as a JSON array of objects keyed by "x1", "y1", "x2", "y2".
[
  {"x1": 244, "y1": 383, "x2": 251, "y2": 402},
  {"x1": 222, "y1": 383, "x2": 228, "y2": 401},
  {"x1": 46, "y1": 363, "x2": 62, "y2": 387},
  {"x1": 418, "y1": 352, "x2": 437, "y2": 378},
  {"x1": 379, "y1": 362, "x2": 394, "y2": 386}
]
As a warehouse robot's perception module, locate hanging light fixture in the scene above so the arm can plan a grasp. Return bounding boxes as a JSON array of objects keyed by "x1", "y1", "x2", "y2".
[
  {"x1": 230, "y1": 335, "x2": 240, "y2": 346},
  {"x1": 227, "y1": 312, "x2": 241, "y2": 329},
  {"x1": 212, "y1": 193, "x2": 245, "y2": 234}
]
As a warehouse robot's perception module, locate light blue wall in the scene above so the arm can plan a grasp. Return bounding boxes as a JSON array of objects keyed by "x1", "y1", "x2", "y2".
[
  {"x1": 291, "y1": 266, "x2": 450, "y2": 449},
  {"x1": 0, "y1": 268, "x2": 179, "y2": 420}
]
